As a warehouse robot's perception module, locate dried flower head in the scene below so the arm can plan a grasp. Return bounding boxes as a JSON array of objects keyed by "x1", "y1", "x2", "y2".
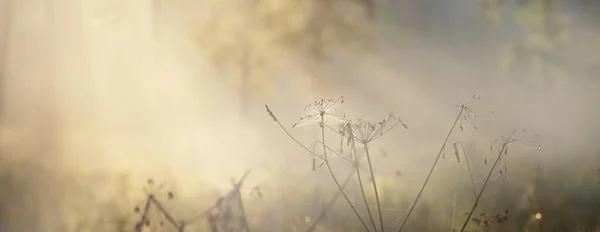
[
  {"x1": 292, "y1": 97, "x2": 347, "y2": 128},
  {"x1": 456, "y1": 95, "x2": 493, "y2": 132},
  {"x1": 484, "y1": 129, "x2": 542, "y2": 174},
  {"x1": 341, "y1": 114, "x2": 407, "y2": 145}
]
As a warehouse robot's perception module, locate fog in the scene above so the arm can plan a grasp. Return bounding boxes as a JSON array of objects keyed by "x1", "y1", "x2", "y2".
[{"x1": 0, "y1": 0, "x2": 599, "y2": 231}]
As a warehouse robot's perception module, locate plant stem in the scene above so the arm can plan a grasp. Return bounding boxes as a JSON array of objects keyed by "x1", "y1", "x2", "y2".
[
  {"x1": 398, "y1": 106, "x2": 464, "y2": 232},
  {"x1": 150, "y1": 197, "x2": 184, "y2": 231},
  {"x1": 351, "y1": 139, "x2": 378, "y2": 232},
  {"x1": 320, "y1": 116, "x2": 371, "y2": 232},
  {"x1": 364, "y1": 143, "x2": 385, "y2": 232},
  {"x1": 451, "y1": 191, "x2": 457, "y2": 232},
  {"x1": 459, "y1": 142, "x2": 507, "y2": 232},
  {"x1": 457, "y1": 142, "x2": 478, "y2": 200},
  {"x1": 135, "y1": 196, "x2": 153, "y2": 232}
]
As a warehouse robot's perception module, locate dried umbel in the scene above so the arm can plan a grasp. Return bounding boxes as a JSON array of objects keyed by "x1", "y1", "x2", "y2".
[
  {"x1": 456, "y1": 95, "x2": 493, "y2": 132},
  {"x1": 340, "y1": 114, "x2": 407, "y2": 145},
  {"x1": 132, "y1": 179, "x2": 182, "y2": 232},
  {"x1": 483, "y1": 129, "x2": 542, "y2": 175},
  {"x1": 459, "y1": 130, "x2": 542, "y2": 232},
  {"x1": 293, "y1": 96, "x2": 346, "y2": 128},
  {"x1": 266, "y1": 97, "x2": 408, "y2": 232}
]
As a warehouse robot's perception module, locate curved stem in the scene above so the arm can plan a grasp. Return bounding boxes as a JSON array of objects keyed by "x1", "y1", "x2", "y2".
[
  {"x1": 320, "y1": 116, "x2": 370, "y2": 232},
  {"x1": 398, "y1": 106, "x2": 464, "y2": 232},
  {"x1": 364, "y1": 143, "x2": 385, "y2": 232},
  {"x1": 456, "y1": 142, "x2": 477, "y2": 200},
  {"x1": 267, "y1": 107, "x2": 326, "y2": 162},
  {"x1": 351, "y1": 139, "x2": 378, "y2": 231},
  {"x1": 459, "y1": 142, "x2": 507, "y2": 232}
]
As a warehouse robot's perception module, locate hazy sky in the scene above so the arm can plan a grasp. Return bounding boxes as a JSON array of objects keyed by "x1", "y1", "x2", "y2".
[{"x1": 0, "y1": 0, "x2": 599, "y2": 231}]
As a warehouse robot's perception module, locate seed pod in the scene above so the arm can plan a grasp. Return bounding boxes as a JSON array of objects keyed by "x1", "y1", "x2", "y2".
[{"x1": 453, "y1": 142, "x2": 460, "y2": 163}]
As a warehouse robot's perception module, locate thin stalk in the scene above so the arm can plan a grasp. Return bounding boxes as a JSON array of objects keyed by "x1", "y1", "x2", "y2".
[
  {"x1": 234, "y1": 189, "x2": 252, "y2": 232},
  {"x1": 398, "y1": 106, "x2": 465, "y2": 232},
  {"x1": 459, "y1": 142, "x2": 507, "y2": 232},
  {"x1": 364, "y1": 143, "x2": 384, "y2": 232},
  {"x1": 463, "y1": 152, "x2": 477, "y2": 201},
  {"x1": 135, "y1": 196, "x2": 153, "y2": 232},
  {"x1": 351, "y1": 138, "x2": 378, "y2": 232},
  {"x1": 265, "y1": 105, "x2": 326, "y2": 163},
  {"x1": 150, "y1": 197, "x2": 184, "y2": 231},
  {"x1": 456, "y1": 142, "x2": 477, "y2": 200},
  {"x1": 320, "y1": 115, "x2": 371, "y2": 232},
  {"x1": 451, "y1": 191, "x2": 457, "y2": 232}
]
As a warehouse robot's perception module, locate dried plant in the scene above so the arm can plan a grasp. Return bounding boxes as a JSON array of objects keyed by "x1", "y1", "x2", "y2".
[
  {"x1": 267, "y1": 96, "x2": 407, "y2": 232},
  {"x1": 459, "y1": 130, "x2": 542, "y2": 232},
  {"x1": 293, "y1": 97, "x2": 347, "y2": 170},
  {"x1": 267, "y1": 98, "x2": 370, "y2": 231},
  {"x1": 132, "y1": 172, "x2": 253, "y2": 232},
  {"x1": 133, "y1": 178, "x2": 183, "y2": 232},
  {"x1": 453, "y1": 141, "x2": 478, "y2": 201},
  {"x1": 336, "y1": 115, "x2": 407, "y2": 232},
  {"x1": 398, "y1": 95, "x2": 491, "y2": 232}
]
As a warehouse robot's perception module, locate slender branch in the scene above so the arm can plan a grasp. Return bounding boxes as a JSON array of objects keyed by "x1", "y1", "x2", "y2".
[
  {"x1": 456, "y1": 141, "x2": 478, "y2": 200},
  {"x1": 398, "y1": 106, "x2": 465, "y2": 232},
  {"x1": 313, "y1": 140, "x2": 353, "y2": 163},
  {"x1": 320, "y1": 115, "x2": 371, "y2": 232},
  {"x1": 351, "y1": 138, "x2": 378, "y2": 232},
  {"x1": 150, "y1": 197, "x2": 184, "y2": 231},
  {"x1": 364, "y1": 143, "x2": 385, "y2": 232},
  {"x1": 235, "y1": 188, "x2": 252, "y2": 232},
  {"x1": 451, "y1": 191, "x2": 457, "y2": 232},
  {"x1": 265, "y1": 105, "x2": 326, "y2": 162},
  {"x1": 135, "y1": 196, "x2": 153, "y2": 232},
  {"x1": 459, "y1": 142, "x2": 507, "y2": 232}
]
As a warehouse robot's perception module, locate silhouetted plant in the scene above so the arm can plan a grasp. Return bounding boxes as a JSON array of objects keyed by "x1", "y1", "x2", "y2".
[
  {"x1": 267, "y1": 96, "x2": 407, "y2": 232},
  {"x1": 398, "y1": 95, "x2": 492, "y2": 232},
  {"x1": 132, "y1": 172, "x2": 252, "y2": 232},
  {"x1": 459, "y1": 130, "x2": 542, "y2": 232}
]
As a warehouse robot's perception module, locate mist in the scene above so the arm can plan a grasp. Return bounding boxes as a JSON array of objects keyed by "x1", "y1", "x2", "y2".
[{"x1": 0, "y1": 0, "x2": 599, "y2": 231}]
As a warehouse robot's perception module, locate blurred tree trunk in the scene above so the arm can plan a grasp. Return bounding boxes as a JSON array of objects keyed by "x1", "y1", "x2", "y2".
[
  {"x1": 0, "y1": 0, "x2": 59, "y2": 230},
  {"x1": 0, "y1": 0, "x2": 86, "y2": 229}
]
